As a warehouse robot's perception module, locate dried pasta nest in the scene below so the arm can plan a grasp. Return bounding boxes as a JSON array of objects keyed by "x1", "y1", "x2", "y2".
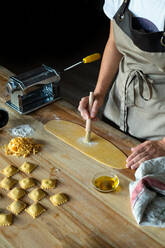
[{"x1": 4, "y1": 137, "x2": 42, "y2": 158}]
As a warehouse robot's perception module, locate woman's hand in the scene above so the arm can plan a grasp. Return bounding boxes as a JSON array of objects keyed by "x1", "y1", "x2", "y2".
[
  {"x1": 78, "y1": 93, "x2": 104, "y2": 120},
  {"x1": 126, "y1": 138, "x2": 165, "y2": 170}
]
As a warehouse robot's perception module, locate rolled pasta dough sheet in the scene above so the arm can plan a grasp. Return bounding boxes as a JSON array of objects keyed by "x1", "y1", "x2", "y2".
[{"x1": 44, "y1": 120, "x2": 127, "y2": 169}]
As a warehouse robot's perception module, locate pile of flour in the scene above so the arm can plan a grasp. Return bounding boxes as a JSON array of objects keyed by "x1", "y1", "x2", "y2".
[{"x1": 10, "y1": 124, "x2": 34, "y2": 137}]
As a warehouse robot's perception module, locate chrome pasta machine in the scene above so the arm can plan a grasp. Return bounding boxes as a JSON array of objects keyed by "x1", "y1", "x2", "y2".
[{"x1": 6, "y1": 53, "x2": 100, "y2": 114}]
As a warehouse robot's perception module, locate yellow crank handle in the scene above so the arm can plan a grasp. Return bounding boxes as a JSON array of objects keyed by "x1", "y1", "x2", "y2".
[
  {"x1": 64, "y1": 53, "x2": 101, "y2": 72},
  {"x1": 82, "y1": 53, "x2": 101, "y2": 64}
]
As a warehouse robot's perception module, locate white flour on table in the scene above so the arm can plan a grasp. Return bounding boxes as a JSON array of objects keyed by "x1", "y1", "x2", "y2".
[{"x1": 10, "y1": 124, "x2": 34, "y2": 137}]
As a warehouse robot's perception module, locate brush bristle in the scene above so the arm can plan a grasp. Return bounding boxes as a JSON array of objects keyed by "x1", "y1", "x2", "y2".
[{"x1": 85, "y1": 131, "x2": 91, "y2": 143}]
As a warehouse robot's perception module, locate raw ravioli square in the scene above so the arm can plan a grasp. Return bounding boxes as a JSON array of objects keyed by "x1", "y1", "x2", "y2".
[
  {"x1": 1, "y1": 165, "x2": 19, "y2": 177},
  {"x1": 7, "y1": 200, "x2": 27, "y2": 215},
  {"x1": 8, "y1": 187, "x2": 26, "y2": 200},
  {"x1": 0, "y1": 212, "x2": 13, "y2": 226},
  {"x1": 19, "y1": 177, "x2": 36, "y2": 189},
  {"x1": 25, "y1": 203, "x2": 46, "y2": 218},
  {"x1": 0, "y1": 177, "x2": 18, "y2": 190},
  {"x1": 19, "y1": 162, "x2": 37, "y2": 174},
  {"x1": 28, "y1": 188, "x2": 46, "y2": 202},
  {"x1": 50, "y1": 193, "x2": 68, "y2": 206},
  {"x1": 41, "y1": 179, "x2": 56, "y2": 190}
]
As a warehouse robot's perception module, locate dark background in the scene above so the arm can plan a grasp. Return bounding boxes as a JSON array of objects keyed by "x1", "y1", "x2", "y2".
[{"x1": 0, "y1": 1, "x2": 109, "y2": 108}]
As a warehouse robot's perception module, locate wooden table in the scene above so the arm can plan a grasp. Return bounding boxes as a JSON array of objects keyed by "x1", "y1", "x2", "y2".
[{"x1": 0, "y1": 66, "x2": 164, "y2": 248}]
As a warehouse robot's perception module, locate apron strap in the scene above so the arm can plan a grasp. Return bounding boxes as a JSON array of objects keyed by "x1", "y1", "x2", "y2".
[
  {"x1": 120, "y1": 70, "x2": 152, "y2": 132},
  {"x1": 118, "y1": 0, "x2": 130, "y2": 21}
]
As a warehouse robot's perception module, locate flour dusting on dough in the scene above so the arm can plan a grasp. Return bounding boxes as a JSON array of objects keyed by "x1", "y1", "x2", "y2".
[
  {"x1": 77, "y1": 137, "x2": 98, "y2": 147},
  {"x1": 53, "y1": 114, "x2": 60, "y2": 120}
]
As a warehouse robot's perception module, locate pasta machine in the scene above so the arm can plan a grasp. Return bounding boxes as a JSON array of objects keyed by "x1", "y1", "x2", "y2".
[{"x1": 6, "y1": 53, "x2": 100, "y2": 114}]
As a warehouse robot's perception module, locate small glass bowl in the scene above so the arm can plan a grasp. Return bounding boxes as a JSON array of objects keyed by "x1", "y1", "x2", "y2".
[{"x1": 91, "y1": 172, "x2": 119, "y2": 193}]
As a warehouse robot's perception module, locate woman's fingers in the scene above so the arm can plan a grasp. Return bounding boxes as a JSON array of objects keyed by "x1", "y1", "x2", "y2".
[
  {"x1": 78, "y1": 94, "x2": 104, "y2": 120},
  {"x1": 78, "y1": 97, "x2": 90, "y2": 120},
  {"x1": 90, "y1": 99, "x2": 101, "y2": 118},
  {"x1": 126, "y1": 140, "x2": 165, "y2": 170}
]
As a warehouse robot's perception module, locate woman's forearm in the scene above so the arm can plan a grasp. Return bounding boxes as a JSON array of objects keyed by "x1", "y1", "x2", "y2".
[
  {"x1": 94, "y1": 21, "x2": 123, "y2": 98},
  {"x1": 78, "y1": 21, "x2": 123, "y2": 120}
]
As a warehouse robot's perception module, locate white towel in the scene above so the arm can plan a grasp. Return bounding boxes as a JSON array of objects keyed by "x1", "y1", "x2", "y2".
[{"x1": 129, "y1": 156, "x2": 165, "y2": 227}]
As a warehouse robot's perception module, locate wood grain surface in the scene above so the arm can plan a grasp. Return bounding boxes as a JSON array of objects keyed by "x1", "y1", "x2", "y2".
[{"x1": 0, "y1": 66, "x2": 164, "y2": 248}]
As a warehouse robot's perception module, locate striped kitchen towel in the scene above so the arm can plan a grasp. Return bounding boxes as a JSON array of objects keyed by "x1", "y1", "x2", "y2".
[{"x1": 129, "y1": 156, "x2": 165, "y2": 227}]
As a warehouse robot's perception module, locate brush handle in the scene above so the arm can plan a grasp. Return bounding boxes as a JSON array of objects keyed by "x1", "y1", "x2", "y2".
[{"x1": 85, "y1": 92, "x2": 94, "y2": 133}]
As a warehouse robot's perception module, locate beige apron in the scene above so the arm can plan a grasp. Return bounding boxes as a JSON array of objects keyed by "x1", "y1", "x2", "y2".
[{"x1": 104, "y1": 0, "x2": 165, "y2": 140}]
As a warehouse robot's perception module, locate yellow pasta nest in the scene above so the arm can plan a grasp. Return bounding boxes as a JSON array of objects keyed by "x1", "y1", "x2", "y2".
[{"x1": 5, "y1": 137, "x2": 42, "y2": 158}]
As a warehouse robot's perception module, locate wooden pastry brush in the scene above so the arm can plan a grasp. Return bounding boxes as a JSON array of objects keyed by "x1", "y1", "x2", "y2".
[{"x1": 85, "y1": 92, "x2": 94, "y2": 143}]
